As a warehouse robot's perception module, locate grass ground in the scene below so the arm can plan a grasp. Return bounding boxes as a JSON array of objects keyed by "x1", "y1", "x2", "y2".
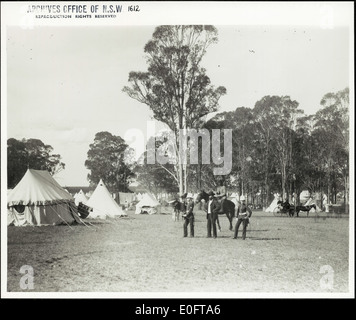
[{"x1": 5, "y1": 207, "x2": 351, "y2": 297}]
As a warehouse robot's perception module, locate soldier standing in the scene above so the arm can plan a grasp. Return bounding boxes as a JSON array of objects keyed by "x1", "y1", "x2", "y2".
[
  {"x1": 233, "y1": 196, "x2": 252, "y2": 240},
  {"x1": 183, "y1": 193, "x2": 195, "y2": 237},
  {"x1": 204, "y1": 191, "x2": 221, "y2": 238}
]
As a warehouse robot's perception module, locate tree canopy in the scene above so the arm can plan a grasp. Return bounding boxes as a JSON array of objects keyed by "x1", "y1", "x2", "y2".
[
  {"x1": 7, "y1": 138, "x2": 65, "y2": 189},
  {"x1": 132, "y1": 87, "x2": 349, "y2": 209},
  {"x1": 85, "y1": 131, "x2": 134, "y2": 193},
  {"x1": 123, "y1": 25, "x2": 226, "y2": 194}
]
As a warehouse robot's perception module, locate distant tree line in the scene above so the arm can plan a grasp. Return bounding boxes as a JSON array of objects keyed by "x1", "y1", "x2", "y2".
[
  {"x1": 194, "y1": 88, "x2": 349, "y2": 209},
  {"x1": 120, "y1": 24, "x2": 349, "y2": 208},
  {"x1": 131, "y1": 88, "x2": 349, "y2": 210}
]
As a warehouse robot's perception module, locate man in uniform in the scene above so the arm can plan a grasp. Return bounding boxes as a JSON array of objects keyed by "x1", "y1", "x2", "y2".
[
  {"x1": 233, "y1": 195, "x2": 252, "y2": 240},
  {"x1": 204, "y1": 191, "x2": 220, "y2": 238},
  {"x1": 183, "y1": 193, "x2": 195, "y2": 237}
]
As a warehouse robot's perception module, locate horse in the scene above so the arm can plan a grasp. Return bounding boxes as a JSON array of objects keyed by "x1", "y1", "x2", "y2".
[
  {"x1": 276, "y1": 200, "x2": 295, "y2": 217},
  {"x1": 195, "y1": 190, "x2": 235, "y2": 231},
  {"x1": 295, "y1": 204, "x2": 316, "y2": 217},
  {"x1": 169, "y1": 193, "x2": 187, "y2": 221},
  {"x1": 173, "y1": 199, "x2": 187, "y2": 221}
]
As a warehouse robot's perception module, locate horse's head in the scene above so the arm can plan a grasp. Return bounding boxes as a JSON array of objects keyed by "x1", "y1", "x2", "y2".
[
  {"x1": 179, "y1": 193, "x2": 187, "y2": 201},
  {"x1": 195, "y1": 191, "x2": 203, "y2": 203},
  {"x1": 195, "y1": 190, "x2": 209, "y2": 203}
]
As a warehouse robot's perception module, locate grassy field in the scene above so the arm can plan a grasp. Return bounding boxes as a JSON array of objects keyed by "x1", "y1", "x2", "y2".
[{"x1": 6, "y1": 207, "x2": 351, "y2": 296}]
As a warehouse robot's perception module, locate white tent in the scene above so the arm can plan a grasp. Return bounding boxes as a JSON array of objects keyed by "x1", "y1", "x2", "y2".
[
  {"x1": 136, "y1": 192, "x2": 143, "y2": 201},
  {"x1": 74, "y1": 189, "x2": 89, "y2": 206},
  {"x1": 118, "y1": 192, "x2": 135, "y2": 206},
  {"x1": 7, "y1": 169, "x2": 81, "y2": 226},
  {"x1": 135, "y1": 193, "x2": 161, "y2": 214},
  {"x1": 227, "y1": 193, "x2": 239, "y2": 207},
  {"x1": 300, "y1": 190, "x2": 311, "y2": 202},
  {"x1": 304, "y1": 197, "x2": 322, "y2": 212},
  {"x1": 86, "y1": 179, "x2": 127, "y2": 219},
  {"x1": 265, "y1": 193, "x2": 281, "y2": 212}
]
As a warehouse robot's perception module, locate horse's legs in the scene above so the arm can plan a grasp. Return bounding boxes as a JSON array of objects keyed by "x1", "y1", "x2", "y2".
[
  {"x1": 174, "y1": 209, "x2": 179, "y2": 221},
  {"x1": 227, "y1": 212, "x2": 233, "y2": 231},
  {"x1": 217, "y1": 217, "x2": 221, "y2": 231}
]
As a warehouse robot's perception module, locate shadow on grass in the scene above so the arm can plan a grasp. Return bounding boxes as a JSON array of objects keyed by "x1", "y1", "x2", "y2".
[
  {"x1": 209, "y1": 235, "x2": 281, "y2": 240},
  {"x1": 249, "y1": 237, "x2": 281, "y2": 240}
]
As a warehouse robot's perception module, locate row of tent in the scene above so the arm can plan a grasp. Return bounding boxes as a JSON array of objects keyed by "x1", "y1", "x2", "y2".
[
  {"x1": 75, "y1": 184, "x2": 161, "y2": 216},
  {"x1": 265, "y1": 193, "x2": 321, "y2": 213},
  {"x1": 7, "y1": 169, "x2": 161, "y2": 227},
  {"x1": 8, "y1": 169, "x2": 322, "y2": 227},
  {"x1": 74, "y1": 190, "x2": 137, "y2": 208}
]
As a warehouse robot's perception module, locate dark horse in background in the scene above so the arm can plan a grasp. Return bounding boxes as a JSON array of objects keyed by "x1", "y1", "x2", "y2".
[
  {"x1": 295, "y1": 204, "x2": 316, "y2": 217},
  {"x1": 195, "y1": 190, "x2": 235, "y2": 231},
  {"x1": 170, "y1": 193, "x2": 187, "y2": 221},
  {"x1": 277, "y1": 200, "x2": 316, "y2": 217},
  {"x1": 277, "y1": 200, "x2": 295, "y2": 217}
]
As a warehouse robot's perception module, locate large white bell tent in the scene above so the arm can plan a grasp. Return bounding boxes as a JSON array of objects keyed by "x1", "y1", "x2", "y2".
[
  {"x1": 135, "y1": 193, "x2": 161, "y2": 214},
  {"x1": 74, "y1": 189, "x2": 89, "y2": 206},
  {"x1": 265, "y1": 193, "x2": 281, "y2": 212},
  {"x1": 7, "y1": 169, "x2": 81, "y2": 226},
  {"x1": 85, "y1": 179, "x2": 127, "y2": 219}
]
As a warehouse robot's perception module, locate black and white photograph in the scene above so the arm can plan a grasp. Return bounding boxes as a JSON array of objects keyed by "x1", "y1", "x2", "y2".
[{"x1": 1, "y1": 1, "x2": 354, "y2": 301}]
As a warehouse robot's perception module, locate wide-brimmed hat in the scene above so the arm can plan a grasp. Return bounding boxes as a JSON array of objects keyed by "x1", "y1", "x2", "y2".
[
  {"x1": 240, "y1": 195, "x2": 246, "y2": 201},
  {"x1": 186, "y1": 193, "x2": 194, "y2": 199}
]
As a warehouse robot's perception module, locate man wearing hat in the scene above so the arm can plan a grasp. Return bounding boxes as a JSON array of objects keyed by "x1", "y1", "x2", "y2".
[
  {"x1": 204, "y1": 191, "x2": 221, "y2": 238},
  {"x1": 183, "y1": 193, "x2": 195, "y2": 237},
  {"x1": 233, "y1": 195, "x2": 252, "y2": 240}
]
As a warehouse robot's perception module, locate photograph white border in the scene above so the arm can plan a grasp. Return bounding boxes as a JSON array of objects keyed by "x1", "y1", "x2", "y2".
[{"x1": 1, "y1": 1, "x2": 354, "y2": 299}]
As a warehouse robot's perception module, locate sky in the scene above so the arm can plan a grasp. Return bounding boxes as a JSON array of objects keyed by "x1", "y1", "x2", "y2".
[{"x1": 2, "y1": 2, "x2": 353, "y2": 187}]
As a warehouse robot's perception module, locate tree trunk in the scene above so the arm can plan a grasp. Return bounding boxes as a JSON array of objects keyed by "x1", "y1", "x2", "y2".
[
  {"x1": 288, "y1": 180, "x2": 292, "y2": 203},
  {"x1": 327, "y1": 174, "x2": 331, "y2": 205},
  {"x1": 184, "y1": 164, "x2": 188, "y2": 193},
  {"x1": 345, "y1": 174, "x2": 349, "y2": 214},
  {"x1": 175, "y1": 126, "x2": 184, "y2": 196},
  {"x1": 281, "y1": 162, "x2": 286, "y2": 201},
  {"x1": 265, "y1": 178, "x2": 270, "y2": 209},
  {"x1": 176, "y1": 142, "x2": 184, "y2": 196},
  {"x1": 196, "y1": 163, "x2": 201, "y2": 191}
]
